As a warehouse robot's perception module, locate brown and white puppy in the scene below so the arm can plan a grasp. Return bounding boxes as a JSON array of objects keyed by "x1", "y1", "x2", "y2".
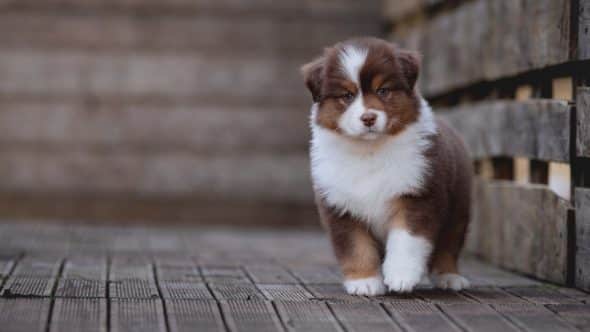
[{"x1": 302, "y1": 37, "x2": 472, "y2": 295}]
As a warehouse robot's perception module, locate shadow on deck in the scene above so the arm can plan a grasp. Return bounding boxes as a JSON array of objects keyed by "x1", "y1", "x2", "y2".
[{"x1": 0, "y1": 221, "x2": 588, "y2": 331}]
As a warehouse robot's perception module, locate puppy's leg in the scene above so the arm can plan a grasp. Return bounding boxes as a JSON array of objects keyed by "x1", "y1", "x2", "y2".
[
  {"x1": 429, "y1": 250, "x2": 470, "y2": 291},
  {"x1": 429, "y1": 191, "x2": 471, "y2": 291},
  {"x1": 321, "y1": 209, "x2": 385, "y2": 295},
  {"x1": 382, "y1": 199, "x2": 435, "y2": 293}
]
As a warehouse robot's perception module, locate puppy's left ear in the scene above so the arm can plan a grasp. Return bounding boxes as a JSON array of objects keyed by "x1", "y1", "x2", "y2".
[
  {"x1": 301, "y1": 56, "x2": 325, "y2": 103},
  {"x1": 397, "y1": 50, "x2": 421, "y2": 90}
]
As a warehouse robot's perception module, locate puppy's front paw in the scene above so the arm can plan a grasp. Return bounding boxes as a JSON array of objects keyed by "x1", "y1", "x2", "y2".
[
  {"x1": 382, "y1": 258, "x2": 424, "y2": 293},
  {"x1": 430, "y1": 273, "x2": 470, "y2": 291},
  {"x1": 343, "y1": 276, "x2": 386, "y2": 296}
]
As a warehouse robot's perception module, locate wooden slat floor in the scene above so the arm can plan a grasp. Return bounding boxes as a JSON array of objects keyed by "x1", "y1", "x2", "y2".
[{"x1": 0, "y1": 222, "x2": 589, "y2": 332}]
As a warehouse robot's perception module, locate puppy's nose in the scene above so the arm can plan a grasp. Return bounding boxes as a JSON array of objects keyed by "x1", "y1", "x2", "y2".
[{"x1": 361, "y1": 112, "x2": 377, "y2": 127}]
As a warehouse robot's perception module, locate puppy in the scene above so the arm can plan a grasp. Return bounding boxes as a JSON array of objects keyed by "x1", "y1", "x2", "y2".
[{"x1": 301, "y1": 37, "x2": 472, "y2": 295}]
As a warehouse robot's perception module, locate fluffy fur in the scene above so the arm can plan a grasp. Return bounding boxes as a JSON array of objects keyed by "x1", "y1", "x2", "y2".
[
  {"x1": 310, "y1": 99, "x2": 436, "y2": 240},
  {"x1": 302, "y1": 37, "x2": 472, "y2": 295}
]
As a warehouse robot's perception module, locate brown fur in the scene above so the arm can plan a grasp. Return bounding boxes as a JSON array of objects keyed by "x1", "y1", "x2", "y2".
[
  {"x1": 304, "y1": 37, "x2": 472, "y2": 283},
  {"x1": 315, "y1": 119, "x2": 472, "y2": 278},
  {"x1": 302, "y1": 37, "x2": 421, "y2": 137},
  {"x1": 391, "y1": 119, "x2": 472, "y2": 274},
  {"x1": 317, "y1": 198, "x2": 383, "y2": 280}
]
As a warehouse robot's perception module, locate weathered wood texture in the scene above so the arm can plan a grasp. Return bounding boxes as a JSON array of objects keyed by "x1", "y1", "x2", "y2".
[
  {"x1": 0, "y1": 13, "x2": 376, "y2": 56},
  {"x1": 50, "y1": 299, "x2": 107, "y2": 332},
  {"x1": 0, "y1": 255, "x2": 62, "y2": 297},
  {"x1": 0, "y1": 194, "x2": 318, "y2": 227},
  {"x1": 383, "y1": 0, "x2": 445, "y2": 21},
  {"x1": 580, "y1": 0, "x2": 590, "y2": 60},
  {"x1": 494, "y1": 304, "x2": 578, "y2": 331},
  {"x1": 576, "y1": 188, "x2": 590, "y2": 291},
  {"x1": 440, "y1": 100, "x2": 571, "y2": 162},
  {"x1": 0, "y1": 298, "x2": 52, "y2": 332},
  {"x1": 0, "y1": 102, "x2": 309, "y2": 153},
  {"x1": 0, "y1": 0, "x2": 380, "y2": 17},
  {"x1": 0, "y1": 223, "x2": 586, "y2": 332},
  {"x1": 390, "y1": 0, "x2": 571, "y2": 97},
  {"x1": 0, "y1": 150, "x2": 312, "y2": 201},
  {"x1": 0, "y1": 1, "x2": 381, "y2": 224},
  {"x1": 56, "y1": 255, "x2": 107, "y2": 298},
  {"x1": 578, "y1": 87, "x2": 590, "y2": 157},
  {"x1": 466, "y1": 179, "x2": 571, "y2": 284}
]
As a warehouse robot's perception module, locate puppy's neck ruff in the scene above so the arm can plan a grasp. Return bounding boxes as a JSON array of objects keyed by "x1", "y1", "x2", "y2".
[{"x1": 310, "y1": 98, "x2": 437, "y2": 229}]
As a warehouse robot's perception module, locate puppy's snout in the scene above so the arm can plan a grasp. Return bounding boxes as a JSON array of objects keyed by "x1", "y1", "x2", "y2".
[{"x1": 360, "y1": 112, "x2": 377, "y2": 127}]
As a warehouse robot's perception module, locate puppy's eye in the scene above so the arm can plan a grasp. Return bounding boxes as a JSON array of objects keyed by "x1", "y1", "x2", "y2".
[
  {"x1": 340, "y1": 92, "x2": 355, "y2": 103},
  {"x1": 376, "y1": 87, "x2": 391, "y2": 98}
]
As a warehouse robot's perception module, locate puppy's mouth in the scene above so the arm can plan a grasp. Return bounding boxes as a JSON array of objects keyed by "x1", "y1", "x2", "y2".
[
  {"x1": 359, "y1": 131, "x2": 384, "y2": 140},
  {"x1": 352, "y1": 127, "x2": 387, "y2": 140}
]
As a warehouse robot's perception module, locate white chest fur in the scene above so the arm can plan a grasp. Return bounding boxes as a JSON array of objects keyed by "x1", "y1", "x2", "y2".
[{"x1": 309, "y1": 101, "x2": 437, "y2": 235}]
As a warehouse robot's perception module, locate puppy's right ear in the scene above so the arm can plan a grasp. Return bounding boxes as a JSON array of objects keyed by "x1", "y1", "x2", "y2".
[{"x1": 301, "y1": 56, "x2": 325, "y2": 103}]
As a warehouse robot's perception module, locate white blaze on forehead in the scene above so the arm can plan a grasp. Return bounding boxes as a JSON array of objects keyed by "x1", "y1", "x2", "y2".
[{"x1": 338, "y1": 46, "x2": 368, "y2": 84}]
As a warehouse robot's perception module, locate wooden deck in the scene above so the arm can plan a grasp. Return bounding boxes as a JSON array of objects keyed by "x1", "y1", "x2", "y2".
[{"x1": 0, "y1": 222, "x2": 588, "y2": 332}]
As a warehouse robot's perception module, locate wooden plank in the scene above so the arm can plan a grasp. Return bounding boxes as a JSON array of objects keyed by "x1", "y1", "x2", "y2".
[
  {"x1": 165, "y1": 299, "x2": 225, "y2": 332},
  {"x1": 440, "y1": 100, "x2": 570, "y2": 162},
  {"x1": 504, "y1": 287, "x2": 580, "y2": 305},
  {"x1": 109, "y1": 255, "x2": 159, "y2": 299},
  {"x1": 580, "y1": 0, "x2": 590, "y2": 60},
  {"x1": 493, "y1": 304, "x2": 577, "y2": 331},
  {"x1": 208, "y1": 283, "x2": 265, "y2": 301},
  {"x1": 0, "y1": 298, "x2": 52, "y2": 332},
  {"x1": 288, "y1": 265, "x2": 341, "y2": 284},
  {"x1": 575, "y1": 188, "x2": 590, "y2": 291},
  {"x1": 462, "y1": 287, "x2": 528, "y2": 304},
  {"x1": 0, "y1": 194, "x2": 317, "y2": 228},
  {"x1": 467, "y1": 179, "x2": 570, "y2": 284},
  {"x1": 328, "y1": 302, "x2": 402, "y2": 332},
  {"x1": 384, "y1": 302, "x2": 461, "y2": 332},
  {"x1": 201, "y1": 265, "x2": 251, "y2": 284},
  {"x1": 0, "y1": 255, "x2": 62, "y2": 297},
  {"x1": 577, "y1": 87, "x2": 590, "y2": 157},
  {"x1": 460, "y1": 257, "x2": 542, "y2": 287},
  {"x1": 274, "y1": 301, "x2": 342, "y2": 332},
  {"x1": 110, "y1": 299, "x2": 167, "y2": 332},
  {"x1": 0, "y1": 150, "x2": 312, "y2": 202},
  {"x1": 547, "y1": 304, "x2": 590, "y2": 331},
  {"x1": 414, "y1": 289, "x2": 475, "y2": 304},
  {"x1": 0, "y1": 101, "x2": 309, "y2": 154},
  {"x1": 0, "y1": 0, "x2": 379, "y2": 18},
  {"x1": 55, "y1": 255, "x2": 107, "y2": 297},
  {"x1": 554, "y1": 287, "x2": 590, "y2": 303},
  {"x1": 439, "y1": 303, "x2": 520, "y2": 332},
  {"x1": 0, "y1": 253, "x2": 17, "y2": 290},
  {"x1": 0, "y1": 13, "x2": 377, "y2": 56},
  {"x1": 0, "y1": 50, "x2": 306, "y2": 103},
  {"x1": 383, "y1": 0, "x2": 445, "y2": 21},
  {"x1": 244, "y1": 264, "x2": 299, "y2": 284},
  {"x1": 160, "y1": 282, "x2": 214, "y2": 299},
  {"x1": 372, "y1": 292, "x2": 424, "y2": 303},
  {"x1": 154, "y1": 256, "x2": 202, "y2": 283},
  {"x1": 393, "y1": 0, "x2": 571, "y2": 96},
  {"x1": 304, "y1": 284, "x2": 368, "y2": 303},
  {"x1": 258, "y1": 284, "x2": 314, "y2": 302},
  {"x1": 220, "y1": 300, "x2": 284, "y2": 332},
  {"x1": 50, "y1": 298, "x2": 107, "y2": 332}
]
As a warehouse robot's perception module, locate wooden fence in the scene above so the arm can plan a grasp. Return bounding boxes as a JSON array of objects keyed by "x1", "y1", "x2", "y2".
[
  {"x1": 0, "y1": 0, "x2": 380, "y2": 226},
  {"x1": 385, "y1": 0, "x2": 590, "y2": 290}
]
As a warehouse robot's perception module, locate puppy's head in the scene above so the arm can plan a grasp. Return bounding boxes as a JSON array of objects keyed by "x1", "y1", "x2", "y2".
[{"x1": 302, "y1": 37, "x2": 421, "y2": 140}]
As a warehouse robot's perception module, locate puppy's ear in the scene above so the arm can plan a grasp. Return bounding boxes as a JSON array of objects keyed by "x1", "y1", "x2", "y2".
[
  {"x1": 397, "y1": 50, "x2": 421, "y2": 90},
  {"x1": 301, "y1": 56, "x2": 325, "y2": 103}
]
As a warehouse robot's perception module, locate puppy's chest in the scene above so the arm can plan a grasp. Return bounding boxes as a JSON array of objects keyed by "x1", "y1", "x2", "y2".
[{"x1": 311, "y1": 142, "x2": 428, "y2": 226}]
